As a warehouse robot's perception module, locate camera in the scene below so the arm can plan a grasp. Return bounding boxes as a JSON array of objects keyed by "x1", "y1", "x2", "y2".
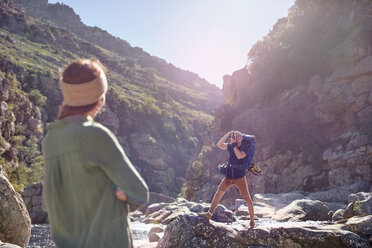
[{"x1": 231, "y1": 133, "x2": 235, "y2": 140}]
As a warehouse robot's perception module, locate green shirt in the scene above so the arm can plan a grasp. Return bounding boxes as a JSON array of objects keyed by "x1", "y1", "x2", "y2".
[{"x1": 42, "y1": 116, "x2": 149, "y2": 248}]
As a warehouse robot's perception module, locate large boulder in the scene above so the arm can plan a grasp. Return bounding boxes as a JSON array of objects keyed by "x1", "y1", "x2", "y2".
[
  {"x1": 139, "y1": 192, "x2": 176, "y2": 213},
  {"x1": 0, "y1": 169, "x2": 31, "y2": 247},
  {"x1": 157, "y1": 215, "x2": 243, "y2": 248},
  {"x1": 344, "y1": 192, "x2": 372, "y2": 218},
  {"x1": 144, "y1": 198, "x2": 234, "y2": 224},
  {"x1": 236, "y1": 223, "x2": 370, "y2": 248},
  {"x1": 0, "y1": 240, "x2": 22, "y2": 248},
  {"x1": 148, "y1": 232, "x2": 161, "y2": 242},
  {"x1": 346, "y1": 215, "x2": 372, "y2": 237},
  {"x1": 273, "y1": 199, "x2": 331, "y2": 221},
  {"x1": 211, "y1": 205, "x2": 234, "y2": 223},
  {"x1": 332, "y1": 209, "x2": 346, "y2": 221},
  {"x1": 145, "y1": 203, "x2": 169, "y2": 217},
  {"x1": 157, "y1": 214, "x2": 370, "y2": 248},
  {"x1": 144, "y1": 199, "x2": 192, "y2": 225}
]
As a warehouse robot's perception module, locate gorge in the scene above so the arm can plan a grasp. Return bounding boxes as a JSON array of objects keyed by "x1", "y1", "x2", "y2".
[{"x1": 0, "y1": 0, "x2": 371, "y2": 247}]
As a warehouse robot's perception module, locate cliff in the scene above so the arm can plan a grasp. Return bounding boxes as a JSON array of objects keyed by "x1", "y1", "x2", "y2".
[
  {"x1": 183, "y1": 0, "x2": 372, "y2": 205},
  {"x1": 0, "y1": 0, "x2": 222, "y2": 197}
]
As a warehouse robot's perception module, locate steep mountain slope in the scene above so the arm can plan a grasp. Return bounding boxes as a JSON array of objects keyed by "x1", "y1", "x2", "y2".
[
  {"x1": 183, "y1": 0, "x2": 372, "y2": 205},
  {"x1": 0, "y1": 0, "x2": 222, "y2": 196}
]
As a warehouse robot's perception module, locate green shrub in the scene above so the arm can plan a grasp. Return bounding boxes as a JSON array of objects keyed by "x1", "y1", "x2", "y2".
[
  {"x1": 27, "y1": 89, "x2": 47, "y2": 108},
  {"x1": 6, "y1": 157, "x2": 44, "y2": 192},
  {"x1": 163, "y1": 122, "x2": 176, "y2": 134},
  {"x1": 179, "y1": 145, "x2": 212, "y2": 199},
  {"x1": 186, "y1": 136, "x2": 198, "y2": 148}
]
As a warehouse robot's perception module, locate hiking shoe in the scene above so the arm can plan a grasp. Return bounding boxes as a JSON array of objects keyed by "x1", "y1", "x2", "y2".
[
  {"x1": 198, "y1": 211, "x2": 212, "y2": 220},
  {"x1": 250, "y1": 220, "x2": 255, "y2": 228}
]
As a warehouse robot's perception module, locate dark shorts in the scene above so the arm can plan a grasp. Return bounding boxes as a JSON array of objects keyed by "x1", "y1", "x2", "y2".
[{"x1": 226, "y1": 166, "x2": 245, "y2": 179}]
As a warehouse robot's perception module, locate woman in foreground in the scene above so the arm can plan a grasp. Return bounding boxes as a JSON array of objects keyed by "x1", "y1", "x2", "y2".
[{"x1": 42, "y1": 59, "x2": 148, "y2": 248}]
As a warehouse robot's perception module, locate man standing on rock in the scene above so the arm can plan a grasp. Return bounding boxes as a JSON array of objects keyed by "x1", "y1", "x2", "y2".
[{"x1": 199, "y1": 131, "x2": 256, "y2": 228}]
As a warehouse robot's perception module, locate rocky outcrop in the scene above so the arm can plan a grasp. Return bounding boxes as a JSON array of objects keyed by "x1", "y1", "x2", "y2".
[
  {"x1": 96, "y1": 106, "x2": 119, "y2": 134},
  {"x1": 148, "y1": 225, "x2": 164, "y2": 243},
  {"x1": 20, "y1": 182, "x2": 47, "y2": 224},
  {"x1": 346, "y1": 215, "x2": 372, "y2": 238},
  {"x1": 221, "y1": 68, "x2": 250, "y2": 107},
  {"x1": 332, "y1": 209, "x2": 346, "y2": 221},
  {"x1": 183, "y1": 0, "x2": 372, "y2": 204},
  {"x1": 344, "y1": 192, "x2": 372, "y2": 218},
  {"x1": 0, "y1": 167, "x2": 31, "y2": 248},
  {"x1": 0, "y1": 70, "x2": 44, "y2": 171},
  {"x1": 157, "y1": 214, "x2": 371, "y2": 248}
]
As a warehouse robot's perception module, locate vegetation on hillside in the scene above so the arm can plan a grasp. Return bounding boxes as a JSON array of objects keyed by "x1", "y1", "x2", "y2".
[{"x1": 0, "y1": 0, "x2": 221, "y2": 194}]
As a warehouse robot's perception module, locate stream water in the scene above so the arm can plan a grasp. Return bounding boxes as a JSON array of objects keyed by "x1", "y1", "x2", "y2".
[
  {"x1": 28, "y1": 221, "x2": 162, "y2": 248},
  {"x1": 28, "y1": 218, "x2": 328, "y2": 247}
]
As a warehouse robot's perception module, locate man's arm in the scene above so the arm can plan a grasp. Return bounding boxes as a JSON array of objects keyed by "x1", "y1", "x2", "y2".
[
  {"x1": 216, "y1": 131, "x2": 234, "y2": 150},
  {"x1": 229, "y1": 132, "x2": 247, "y2": 159},
  {"x1": 233, "y1": 145, "x2": 246, "y2": 159}
]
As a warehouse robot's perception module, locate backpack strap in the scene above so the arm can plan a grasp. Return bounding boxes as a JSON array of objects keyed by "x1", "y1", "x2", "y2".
[{"x1": 240, "y1": 134, "x2": 256, "y2": 170}]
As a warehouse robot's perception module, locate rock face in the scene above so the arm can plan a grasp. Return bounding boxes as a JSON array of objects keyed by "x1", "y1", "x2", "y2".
[
  {"x1": 20, "y1": 182, "x2": 47, "y2": 224},
  {"x1": 156, "y1": 214, "x2": 371, "y2": 248},
  {"x1": 183, "y1": 0, "x2": 372, "y2": 205},
  {"x1": 0, "y1": 168, "x2": 31, "y2": 248}
]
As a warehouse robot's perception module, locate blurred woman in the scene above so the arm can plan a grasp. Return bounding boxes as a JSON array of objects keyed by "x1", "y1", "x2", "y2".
[{"x1": 42, "y1": 59, "x2": 148, "y2": 248}]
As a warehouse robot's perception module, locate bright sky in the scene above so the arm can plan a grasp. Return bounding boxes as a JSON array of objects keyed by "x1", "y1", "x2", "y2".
[{"x1": 49, "y1": 0, "x2": 295, "y2": 88}]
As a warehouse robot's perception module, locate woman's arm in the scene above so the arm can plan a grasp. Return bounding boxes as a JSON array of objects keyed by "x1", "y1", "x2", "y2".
[
  {"x1": 216, "y1": 131, "x2": 234, "y2": 150},
  {"x1": 82, "y1": 124, "x2": 149, "y2": 208}
]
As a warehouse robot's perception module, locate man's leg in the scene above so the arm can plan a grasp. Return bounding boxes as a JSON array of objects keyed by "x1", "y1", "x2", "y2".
[
  {"x1": 200, "y1": 177, "x2": 232, "y2": 219},
  {"x1": 235, "y1": 177, "x2": 255, "y2": 228},
  {"x1": 209, "y1": 177, "x2": 231, "y2": 213}
]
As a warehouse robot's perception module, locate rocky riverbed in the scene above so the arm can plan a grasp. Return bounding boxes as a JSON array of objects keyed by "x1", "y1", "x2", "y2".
[
  {"x1": 24, "y1": 190, "x2": 372, "y2": 248},
  {"x1": 28, "y1": 222, "x2": 164, "y2": 248}
]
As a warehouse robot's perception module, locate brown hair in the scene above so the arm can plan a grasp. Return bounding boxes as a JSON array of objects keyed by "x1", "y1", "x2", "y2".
[{"x1": 58, "y1": 59, "x2": 106, "y2": 120}]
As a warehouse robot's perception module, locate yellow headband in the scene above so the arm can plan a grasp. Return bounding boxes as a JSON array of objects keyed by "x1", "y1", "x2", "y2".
[{"x1": 60, "y1": 71, "x2": 107, "y2": 107}]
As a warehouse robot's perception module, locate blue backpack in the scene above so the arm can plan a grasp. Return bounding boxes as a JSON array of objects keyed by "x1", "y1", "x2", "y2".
[{"x1": 238, "y1": 134, "x2": 256, "y2": 171}]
